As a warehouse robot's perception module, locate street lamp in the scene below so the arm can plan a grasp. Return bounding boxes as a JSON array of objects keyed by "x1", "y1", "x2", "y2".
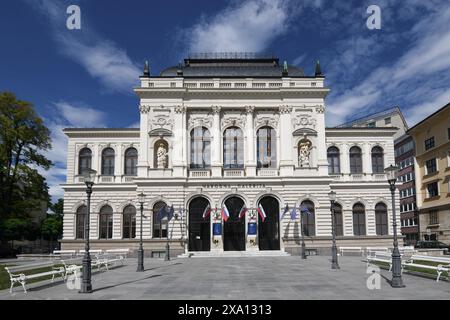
[
  {"x1": 80, "y1": 169, "x2": 96, "y2": 294},
  {"x1": 165, "y1": 206, "x2": 171, "y2": 261},
  {"x1": 137, "y1": 192, "x2": 146, "y2": 272},
  {"x1": 300, "y1": 207, "x2": 307, "y2": 260},
  {"x1": 385, "y1": 164, "x2": 405, "y2": 288},
  {"x1": 328, "y1": 190, "x2": 340, "y2": 269}
]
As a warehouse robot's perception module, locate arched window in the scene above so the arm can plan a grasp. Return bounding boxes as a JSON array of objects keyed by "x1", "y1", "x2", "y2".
[
  {"x1": 123, "y1": 205, "x2": 136, "y2": 239},
  {"x1": 223, "y1": 127, "x2": 244, "y2": 169},
  {"x1": 101, "y1": 148, "x2": 115, "y2": 176},
  {"x1": 153, "y1": 201, "x2": 168, "y2": 238},
  {"x1": 99, "y1": 205, "x2": 113, "y2": 239},
  {"x1": 333, "y1": 203, "x2": 343, "y2": 236},
  {"x1": 78, "y1": 148, "x2": 92, "y2": 175},
  {"x1": 349, "y1": 146, "x2": 362, "y2": 174},
  {"x1": 124, "y1": 148, "x2": 138, "y2": 176},
  {"x1": 76, "y1": 205, "x2": 86, "y2": 239},
  {"x1": 327, "y1": 146, "x2": 340, "y2": 174},
  {"x1": 352, "y1": 203, "x2": 366, "y2": 236},
  {"x1": 375, "y1": 202, "x2": 388, "y2": 235},
  {"x1": 190, "y1": 127, "x2": 211, "y2": 169},
  {"x1": 300, "y1": 200, "x2": 315, "y2": 236},
  {"x1": 154, "y1": 139, "x2": 169, "y2": 169},
  {"x1": 257, "y1": 126, "x2": 276, "y2": 168},
  {"x1": 371, "y1": 146, "x2": 384, "y2": 173}
]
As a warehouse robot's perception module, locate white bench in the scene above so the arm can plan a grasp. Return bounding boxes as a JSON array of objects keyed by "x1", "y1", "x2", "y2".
[
  {"x1": 53, "y1": 250, "x2": 77, "y2": 258},
  {"x1": 366, "y1": 247, "x2": 389, "y2": 255},
  {"x1": 59, "y1": 258, "x2": 83, "y2": 281},
  {"x1": 366, "y1": 251, "x2": 403, "y2": 273},
  {"x1": 77, "y1": 249, "x2": 103, "y2": 256},
  {"x1": 97, "y1": 253, "x2": 125, "y2": 270},
  {"x1": 5, "y1": 261, "x2": 66, "y2": 293},
  {"x1": 403, "y1": 255, "x2": 450, "y2": 282},
  {"x1": 339, "y1": 247, "x2": 363, "y2": 256},
  {"x1": 105, "y1": 248, "x2": 130, "y2": 259}
]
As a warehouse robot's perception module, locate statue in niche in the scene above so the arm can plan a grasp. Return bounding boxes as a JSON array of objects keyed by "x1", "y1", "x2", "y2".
[
  {"x1": 156, "y1": 143, "x2": 168, "y2": 168},
  {"x1": 298, "y1": 138, "x2": 312, "y2": 167}
]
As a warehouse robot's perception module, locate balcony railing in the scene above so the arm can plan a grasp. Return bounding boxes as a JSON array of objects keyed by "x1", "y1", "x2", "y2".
[
  {"x1": 224, "y1": 169, "x2": 245, "y2": 177},
  {"x1": 189, "y1": 170, "x2": 211, "y2": 178},
  {"x1": 257, "y1": 169, "x2": 278, "y2": 177}
]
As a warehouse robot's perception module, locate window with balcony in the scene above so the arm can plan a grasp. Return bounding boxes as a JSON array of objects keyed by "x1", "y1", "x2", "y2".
[
  {"x1": 223, "y1": 127, "x2": 244, "y2": 169},
  {"x1": 124, "y1": 148, "x2": 138, "y2": 176},
  {"x1": 101, "y1": 148, "x2": 115, "y2": 176},
  {"x1": 190, "y1": 127, "x2": 211, "y2": 169},
  {"x1": 424, "y1": 137, "x2": 435, "y2": 150},
  {"x1": 371, "y1": 146, "x2": 384, "y2": 173},
  {"x1": 257, "y1": 126, "x2": 276, "y2": 168},
  {"x1": 349, "y1": 146, "x2": 363, "y2": 174},
  {"x1": 327, "y1": 146, "x2": 340, "y2": 174},
  {"x1": 425, "y1": 158, "x2": 437, "y2": 174},
  {"x1": 78, "y1": 148, "x2": 92, "y2": 175}
]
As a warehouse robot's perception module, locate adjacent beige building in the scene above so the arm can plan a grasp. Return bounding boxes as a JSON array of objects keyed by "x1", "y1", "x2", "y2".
[{"x1": 408, "y1": 103, "x2": 450, "y2": 243}]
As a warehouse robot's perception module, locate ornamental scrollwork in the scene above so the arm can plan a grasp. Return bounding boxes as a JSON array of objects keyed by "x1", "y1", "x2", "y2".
[
  {"x1": 221, "y1": 116, "x2": 246, "y2": 129},
  {"x1": 188, "y1": 115, "x2": 213, "y2": 129},
  {"x1": 292, "y1": 114, "x2": 317, "y2": 130}
]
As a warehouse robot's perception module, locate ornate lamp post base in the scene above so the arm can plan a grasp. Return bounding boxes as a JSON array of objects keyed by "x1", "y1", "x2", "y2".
[
  {"x1": 137, "y1": 247, "x2": 144, "y2": 272},
  {"x1": 165, "y1": 242, "x2": 170, "y2": 261}
]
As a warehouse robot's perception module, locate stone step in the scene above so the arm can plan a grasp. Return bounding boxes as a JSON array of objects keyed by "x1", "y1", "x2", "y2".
[{"x1": 178, "y1": 250, "x2": 291, "y2": 258}]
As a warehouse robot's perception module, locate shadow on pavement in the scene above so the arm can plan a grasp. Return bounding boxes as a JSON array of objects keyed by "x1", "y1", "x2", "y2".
[{"x1": 92, "y1": 274, "x2": 162, "y2": 292}]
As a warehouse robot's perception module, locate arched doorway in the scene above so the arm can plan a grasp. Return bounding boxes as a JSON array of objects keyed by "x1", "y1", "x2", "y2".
[
  {"x1": 188, "y1": 197, "x2": 211, "y2": 251},
  {"x1": 258, "y1": 196, "x2": 280, "y2": 250},
  {"x1": 223, "y1": 196, "x2": 246, "y2": 251}
]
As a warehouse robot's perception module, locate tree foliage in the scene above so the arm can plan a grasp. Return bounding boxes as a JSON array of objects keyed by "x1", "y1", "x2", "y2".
[{"x1": 0, "y1": 92, "x2": 52, "y2": 220}]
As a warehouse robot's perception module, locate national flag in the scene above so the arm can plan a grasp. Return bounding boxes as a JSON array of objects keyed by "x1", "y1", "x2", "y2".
[
  {"x1": 156, "y1": 205, "x2": 167, "y2": 222},
  {"x1": 290, "y1": 207, "x2": 297, "y2": 220},
  {"x1": 202, "y1": 204, "x2": 212, "y2": 219},
  {"x1": 221, "y1": 204, "x2": 230, "y2": 222},
  {"x1": 280, "y1": 204, "x2": 289, "y2": 220},
  {"x1": 167, "y1": 205, "x2": 174, "y2": 221},
  {"x1": 257, "y1": 204, "x2": 266, "y2": 222},
  {"x1": 238, "y1": 206, "x2": 247, "y2": 220},
  {"x1": 300, "y1": 205, "x2": 311, "y2": 215}
]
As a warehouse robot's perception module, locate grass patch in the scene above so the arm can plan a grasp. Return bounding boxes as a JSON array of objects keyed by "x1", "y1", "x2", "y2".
[{"x1": 0, "y1": 264, "x2": 65, "y2": 291}]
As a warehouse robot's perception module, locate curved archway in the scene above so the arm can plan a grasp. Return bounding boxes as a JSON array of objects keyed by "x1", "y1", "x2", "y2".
[
  {"x1": 258, "y1": 196, "x2": 280, "y2": 250},
  {"x1": 188, "y1": 196, "x2": 211, "y2": 251},
  {"x1": 223, "y1": 196, "x2": 245, "y2": 251}
]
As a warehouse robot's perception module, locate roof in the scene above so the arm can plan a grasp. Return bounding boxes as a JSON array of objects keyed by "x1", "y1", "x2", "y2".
[
  {"x1": 336, "y1": 106, "x2": 408, "y2": 129},
  {"x1": 407, "y1": 102, "x2": 450, "y2": 134},
  {"x1": 156, "y1": 53, "x2": 306, "y2": 77}
]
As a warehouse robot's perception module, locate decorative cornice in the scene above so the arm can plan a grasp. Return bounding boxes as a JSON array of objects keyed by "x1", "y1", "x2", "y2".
[{"x1": 279, "y1": 105, "x2": 293, "y2": 114}]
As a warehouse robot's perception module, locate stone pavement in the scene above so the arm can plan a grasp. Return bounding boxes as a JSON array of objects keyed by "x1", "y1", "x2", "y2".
[{"x1": 1, "y1": 256, "x2": 449, "y2": 300}]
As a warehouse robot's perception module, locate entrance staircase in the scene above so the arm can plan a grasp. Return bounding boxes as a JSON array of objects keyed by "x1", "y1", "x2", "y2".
[{"x1": 177, "y1": 250, "x2": 290, "y2": 258}]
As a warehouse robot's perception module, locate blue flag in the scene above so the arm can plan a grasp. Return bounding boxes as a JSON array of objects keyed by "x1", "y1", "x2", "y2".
[
  {"x1": 290, "y1": 207, "x2": 297, "y2": 220},
  {"x1": 156, "y1": 206, "x2": 166, "y2": 222},
  {"x1": 280, "y1": 204, "x2": 289, "y2": 220},
  {"x1": 167, "y1": 205, "x2": 174, "y2": 221},
  {"x1": 300, "y1": 205, "x2": 311, "y2": 215}
]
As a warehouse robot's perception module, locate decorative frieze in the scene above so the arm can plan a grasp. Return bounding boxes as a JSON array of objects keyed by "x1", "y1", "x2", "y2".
[
  {"x1": 292, "y1": 114, "x2": 317, "y2": 130},
  {"x1": 221, "y1": 115, "x2": 246, "y2": 129},
  {"x1": 255, "y1": 113, "x2": 279, "y2": 129}
]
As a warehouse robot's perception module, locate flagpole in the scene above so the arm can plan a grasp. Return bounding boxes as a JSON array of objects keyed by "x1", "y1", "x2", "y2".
[{"x1": 301, "y1": 207, "x2": 307, "y2": 260}]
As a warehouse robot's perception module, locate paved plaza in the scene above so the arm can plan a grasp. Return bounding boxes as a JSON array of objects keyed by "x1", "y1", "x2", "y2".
[{"x1": 1, "y1": 256, "x2": 449, "y2": 300}]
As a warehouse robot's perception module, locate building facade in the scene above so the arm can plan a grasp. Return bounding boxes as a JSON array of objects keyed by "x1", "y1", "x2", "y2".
[
  {"x1": 408, "y1": 103, "x2": 450, "y2": 243},
  {"x1": 394, "y1": 134, "x2": 419, "y2": 245},
  {"x1": 61, "y1": 54, "x2": 401, "y2": 256}
]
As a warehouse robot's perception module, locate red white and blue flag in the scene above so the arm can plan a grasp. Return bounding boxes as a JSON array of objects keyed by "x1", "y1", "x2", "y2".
[
  {"x1": 238, "y1": 206, "x2": 247, "y2": 220},
  {"x1": 221, "y1": 204, "x2": 230, "y2": 222},
  {"x1": 257, "y1": 204, "x2": 267, "y2": 222},
  {"x1": 202, "y1": 204, "x2": 212, "y2": 220}
]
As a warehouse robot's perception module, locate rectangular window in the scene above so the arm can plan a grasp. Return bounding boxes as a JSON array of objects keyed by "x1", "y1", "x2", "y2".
[
  {"x1": 424, "y1": 137, "x2": 435, "y2": 150},
  {"x1": 425, "y1": 158, "x2": 437, "y2": 174},
  {"x1": 427, "y1": 182, "x2": 439, "y2": 198},
  {"x1": 384, "y1": 117, "x2": 391, "y2": 124},
  {"x1": 429, "y1": 211, "x2": 438, "y2": 225},
  {"x1": 367, "y1": 122, "x2": 376, "y2": 128}
]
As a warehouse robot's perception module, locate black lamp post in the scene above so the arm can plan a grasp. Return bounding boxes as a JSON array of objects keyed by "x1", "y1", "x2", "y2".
[
  {"x1": 328, "y1": 190, "x2": 340, "y2": 269},
  {"x1": 137, "y1": 192, "x2": 146, "y2": 272},
  {"x1": 165, "y1": 209, "x2": 171, "y2": 261},
  {"x1": 301, "y1": 207, "x2": 307, "y2": 260},
  {"x1": 385, "y1": 164, "x2": 405, "y2": 288},
  {"x1": 80, "y1": 169, "x2": 96, "y2": 294}
]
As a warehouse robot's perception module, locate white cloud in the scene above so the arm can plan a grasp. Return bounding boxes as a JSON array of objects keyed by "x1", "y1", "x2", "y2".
[
  {"x1": 54, "y1": 102, "x2": 107, "y2": 128},
  {"x1": 185, "y1": 0, "x2": 293, "y2": 53},
  {"x1": 25, "y1": 0, "x2": 140, "y2": 93}
]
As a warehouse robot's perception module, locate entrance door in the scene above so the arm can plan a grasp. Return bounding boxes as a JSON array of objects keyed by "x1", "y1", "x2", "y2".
[
  {"x1": 258, "y1": 196, "x2": 280, "y2": 250},
  {"x1": 223, "y1": 197, "x2": 246, "y2": 251},
  {"x1": 188, "y1": 197, "x2": 210, "y2": 251}
]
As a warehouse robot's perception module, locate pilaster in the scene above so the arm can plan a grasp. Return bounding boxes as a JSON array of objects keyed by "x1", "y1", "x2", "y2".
[
  {"x1": 245, "y1": 106, "x2": 256, "y2": 177},
  {"x1": 211, "y1": 106, "x2": 222, "y2": 177},
  {"x1": 279, "y1": 105, "x2": 294, "y2": 176}
]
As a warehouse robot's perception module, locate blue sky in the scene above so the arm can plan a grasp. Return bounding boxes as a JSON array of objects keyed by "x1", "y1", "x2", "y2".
[{"x1": 1, "y1": 0, "x2": 449, "y2": 201}]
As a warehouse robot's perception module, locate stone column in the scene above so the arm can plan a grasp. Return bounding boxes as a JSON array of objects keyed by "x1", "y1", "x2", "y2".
[
  {"x1": 279, "y1": 105, "x2": 294, "y2": 176},
  {"x1": 211, "y1": 106, "x2": 222, "y2": 177},
  {"x1": 137, "y1": 105, "x2": 149, "y2": 178},
  {"x1": 245, "y1": 106, "x2": 256, "y2": 177},
  {"x1": 172, "y1": 105, "x2": 186, "y2": 177}
]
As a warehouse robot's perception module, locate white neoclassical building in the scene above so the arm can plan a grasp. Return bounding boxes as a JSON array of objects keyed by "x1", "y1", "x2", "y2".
[{"x1": 61, "y1": 53, "x2": 401, "y2": 256}]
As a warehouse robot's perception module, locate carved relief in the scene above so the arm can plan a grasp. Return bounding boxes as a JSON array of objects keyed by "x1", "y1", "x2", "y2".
[
  {"x1": 255, "y1": 113, "x2": 279, "y2": 129},
  {"x1": 221, "y1": 115, "x2": 246, "y2": 129},
  {"x1": 316, "y1": 104, "x2": 325, "y2": 113},
  {"x1": 188, "y1": 114, "x2": 213, "y2": 129},
  {"x1": 139, "y1": 105, "x2": 151, "y2": 114},
  {"x1": 174, "y1": 105, "x2": 186, "y2": 114},
  {"x1": 245, "y1": 105, "x2": 255, "y2": 114},
  {"x1": 298, "y1": 138, "x2": 312, "y2": 167},
  {"x1": 292, "y1": 114, "x2": 317, "y2": 130},
  {"x1": 211, "y1": 105, "x2": 221, "y2": 114},
  {"x1": 279, "y1": 105, "x2": 293, "y2": 114}
]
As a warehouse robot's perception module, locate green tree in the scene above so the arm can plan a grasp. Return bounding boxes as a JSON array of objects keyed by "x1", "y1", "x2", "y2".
[
  {"x1": 2, "y1": 218, "x2": 31, "y2": 248},
  {"x1": 41, "y1": 215, "x2": 63, "y2": 251},
  {"x1": 0, "y1": 92, "x2": 52, "y2": 221},
  {"x1": 49, "y1": 198, "x2": 64, "y2": 218}
]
